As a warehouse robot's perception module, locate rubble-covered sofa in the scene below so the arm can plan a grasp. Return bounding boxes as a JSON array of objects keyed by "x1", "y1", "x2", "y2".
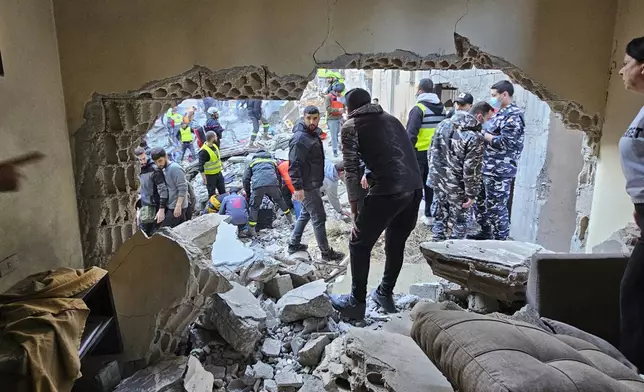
[
  {"x1": 527, "y1": 252, "x2": 629, "y2": 348},
  {"x1": 410, "y1": 303, "x2": 644, "y2": 392}
]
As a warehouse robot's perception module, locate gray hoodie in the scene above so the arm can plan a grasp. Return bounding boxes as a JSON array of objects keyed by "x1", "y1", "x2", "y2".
[
  {"x1": 163, "y1": 161, "x2": 189, "y2": 209},
  {"x1": 619, "y1": 106, "x2": 644, "y2": 204}
]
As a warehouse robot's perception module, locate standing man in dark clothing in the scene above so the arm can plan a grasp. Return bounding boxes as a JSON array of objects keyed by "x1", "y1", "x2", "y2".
[
  {"x1": 330, "y1": 88, "x2": 423, "y2": 319},
  {"x1": 134, "y1": 146, "x2": 168, "y2": 236},
  {"x1": 247, "y1": 100, "x2": 269, "y2": 147},
  {"x1": 198, "y1": 131, "x2": 225, "y2": 198},
  {"x1": 470, "y1": 80, "x2": 525, "y2": 240},
  {"x1": 406, "y1": 78, "x2": 446, "y2": 225},
  {"x1": 205, "y1": 107, "x2": 225, "y2": 147},
  {"x1": 152, "y1": 147, "x2": 190, "y2": 228},
  {"x1": 288, "y1": 106, "x2": 345, "y2": 261},
  {"x1": 243, "y1": 150, "x2": 293, "y2": 236}
]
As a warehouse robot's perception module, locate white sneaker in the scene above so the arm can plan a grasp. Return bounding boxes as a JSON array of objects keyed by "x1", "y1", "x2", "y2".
[{"x1": 421, "y1": 216, "x2": 433, "y2": 226}]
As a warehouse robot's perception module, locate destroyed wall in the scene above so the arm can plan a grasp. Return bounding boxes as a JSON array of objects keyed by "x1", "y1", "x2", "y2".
[
  {"x1": 0, "y1": 0, "x2": 82, "y2": 292},
  {"x1": 586, "y1": 0, "x2": 644, "y2": 250}
]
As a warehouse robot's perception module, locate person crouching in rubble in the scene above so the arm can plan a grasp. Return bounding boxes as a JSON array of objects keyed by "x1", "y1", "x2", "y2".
[
  {"x1": 243, "y1": 150, "x2": 293, "y2": 237},
  {"x1": 330, "y1": 88, "x2": 422, "y2": 319},
  {"x1": 429, "y1": 102, "x2": 494, "y2": 241},
  {"x1": 218, "y1": 187, "x2": 250, "y2": 236},
  {"x1": 151, "y1": 147, "x2": 190, "y2": 228},
  {"x1": 134, "y1": 146, "x2": 168, "y2": 236},
  {"x1": 288, "y1": 106, "x2": 345, "y2": 261},
  {"x1": 199, "y1": 131, "x2": 225, "y2": 198}
]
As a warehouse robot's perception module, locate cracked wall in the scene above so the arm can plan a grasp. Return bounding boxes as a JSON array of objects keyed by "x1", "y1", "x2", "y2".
[{"x1": 75, "y1": 35, "x2": 603, "y2": 267}]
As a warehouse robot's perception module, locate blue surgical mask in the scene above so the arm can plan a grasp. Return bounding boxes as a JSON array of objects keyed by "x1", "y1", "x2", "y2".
[{"x1": 490, "y1": 96, "x2": 502, "y2": 110}]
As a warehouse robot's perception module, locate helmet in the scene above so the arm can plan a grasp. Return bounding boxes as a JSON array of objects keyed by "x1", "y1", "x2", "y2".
[{"x1": 206, "y1": 107, "x2": 219, "y2": 115}]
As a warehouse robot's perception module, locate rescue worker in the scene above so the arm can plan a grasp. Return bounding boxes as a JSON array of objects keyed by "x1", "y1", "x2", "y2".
[
  {"x1": 205, "y1": 192, "x2": 229, "y2": 214},
  {"x1": 205, "y1": 107, "x2": 225, "y2": 147},
  {"x1": 429, "y1": 102, "x2": 494, "y2": 241},
  {"x1": 151, "y1": 147, "x2": 189, "y2": 228},
  {"x1": 288, "y1": 106, "x2": 345, "y2": 261},
  {"x1": 243, "y1": 150, "x2": 293, "y2": 236},
  {"x1": 176, "y1": 121, "x2": 196, "y2": 163},
  {"x1": 247, "y1": 100, "x2": 270, "y2": 147},
  {"x1": 165, "y1": 105, "x2": 184, "y2": 143},
  {"x1": 445, "y1": 92, "x2": 474, "y2": 118},
  {"x1": 325, "y1": 83, "x2": 346, "y2": 157},
  {"x1": 471, "y1": 80, "x2": 525, "y2": 240},
  {"x1": 325, "y1": 71, "x2": 344, "y2": 94},
  {"x1": 219, "y1": 187, "x2": 250, "y2": 236},
  {"x1": 277, "y1": 159, "x2": 301, "y2": 218},
  {"x1": 198, "y1": 131, "x2": 225, "y2": 198},
  {"x1": 330, "y1": 88, "x2": 422, "y2": 318},
  {"x1": 406, "y1": 78, "x2": 445, "y2": 226},
  {"x1": 134, "y1": 146, "x2": 168, "y2": 236}
]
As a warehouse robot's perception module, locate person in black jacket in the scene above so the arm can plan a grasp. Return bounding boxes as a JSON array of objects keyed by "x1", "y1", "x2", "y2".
[
  {"x1": 406, "y1": 78, "x2": 445, "y2": 225},
  {"x1": 247, "y1": 100, "x2": 269, "y2": 147},
  {"x1": 330, "y1": 88, "x2": 423, "y2": 319},
  {"x1": 288, "y1": 106, "x2": 345, "y2": 262},
  {"x1": 205, "y1": 107, "x2": 224, "y2": 147},
  {"x1": 243, "y1": 150, "x2": 293, "y2": 236}
]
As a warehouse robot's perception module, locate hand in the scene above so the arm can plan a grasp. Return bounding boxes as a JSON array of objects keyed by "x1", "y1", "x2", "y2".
[
  {"x1": 341, "y1": 209, "x2": 351, "y2": 218},
  {"x1": 156, "y1": 208, "x2": 166, "y2": 224},
  {"x1": 293, "y1": 190, "x2": 305, "y2": 201},
  {"x1": 360, "y1": 175, "x2": 368, "y2": 189},
  {"x1": 201, "y1": 173, "x2": 207, "y2": 184},
  {"x1": 483, "y1": 133, "x2": 494, "y2": 143},
  {"x1": 0, "y1": 164, "x2": 20, "y2": 192},
  {"x1": 173, "y1": 204, "x2": 182, "y2": 218},
  {"x1": 351, "y1": 214, "x2": 360, "y2": 239},
  {"x1": 462, "y1": 198, "x2": 473, "y2": 209}
]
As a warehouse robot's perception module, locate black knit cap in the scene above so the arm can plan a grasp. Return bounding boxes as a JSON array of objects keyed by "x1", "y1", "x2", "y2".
[{"x1": 345, "y1": 88, "x2": 371, "y2": 112}]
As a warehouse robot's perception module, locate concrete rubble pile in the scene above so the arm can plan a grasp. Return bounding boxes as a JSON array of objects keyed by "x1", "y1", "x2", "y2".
[
  {"x1": 420, "y1": 240, "x2": 550, "y2": 304},
  {"x1": 592, "y1": 222, "x2": 639, "y2": 253}
]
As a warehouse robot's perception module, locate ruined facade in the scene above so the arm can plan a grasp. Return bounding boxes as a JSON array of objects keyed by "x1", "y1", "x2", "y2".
[{"x1": 1, "y1": 0, "x2": 640, "y2": 290}]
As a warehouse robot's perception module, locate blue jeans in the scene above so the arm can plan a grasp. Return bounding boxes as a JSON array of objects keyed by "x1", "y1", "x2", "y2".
[
  {"x1": 328, "y1": 119, "x2": 341, "y2": 155},
  {"x1": 292, "y1": 199, "x2": 302, "y2": 219}
]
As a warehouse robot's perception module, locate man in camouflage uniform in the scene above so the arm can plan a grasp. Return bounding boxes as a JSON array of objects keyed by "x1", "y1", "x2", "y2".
[
  {"x1": 429, "y1": 102, "x2": 495, "y2": 240},
  {"x1": 472, "y1": 80, "x2": 526, "y2": 240}
]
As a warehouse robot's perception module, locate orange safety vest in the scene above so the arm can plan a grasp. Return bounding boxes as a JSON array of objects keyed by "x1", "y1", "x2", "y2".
[
  {"x1": 329, "y1": 94, "x2": 344, "y2": 109},
  {"x1": 278, "y1": 160, "x2": 295, "y2": 194}
]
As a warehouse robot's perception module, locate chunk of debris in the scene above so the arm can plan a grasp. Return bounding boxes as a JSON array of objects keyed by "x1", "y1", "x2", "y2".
[
  {"x1": 275, "y1": 370, "x2": 303, "y2": 389},
  {"x1": 253, "y1": 361, "x2": 275, "y2": 380},
  {"x1": 204, "y1": 365, "x2": 226, "y2": 380},
  {"x1": 276, "y1": 280, "x2": 333, "y2": 323},
  {"x1": 302, "y1": 317, "x2": 328, "y2": 334},
  {"x1": 264, "y1": 379, "x2": 278, "y2": 392},
  {"x1": 264, "y1": 274, "x2": 294, "y2": 299},
  {"x1": 211, "y1": 220, "x2": 255, "y2": 268},
  {"x1": 592, "y1": 222, "x2": 638, "y2": 253},
  {"x1": 290, "y1": 336, "x2": 306, "y2": 355},
  {"x1": 114, "y1": 356, "x2": 188, "y2": 392},
  {"x1": 282, "y1": 262, "x2": 316, "y2": 287},
  {"x1": 202, "y1": 282, "x2": 267, "y2": 355},
  {"x1": 94, "y1": 360, "x2": 121, "y2": 392},
  {"x1": 420, "y1": 240, "x2": 549, "y2": 303},
  {"x1": 298, "y1": 335, "x2": 331, "y2": 366},
  {"x1": 314, "y1": 328, "x2": 454, "y2": 391},
  {"x1": 261, "y1": 338, "x2": 283, "y2": 357},
  {"x1": 173, "y1": 213, "x2": 227, "y2": 251},
  {"x1": 184, "y1": 356, "x2": 214, "y2": 392},
  {"x1": 299, "y1": 375, "x2": 326, "y2": 392},
  {"x1": 409, "y1": 282, "x2": 441, "y2": 301},
  {"x1": 106, "y1": 224, "x2": 231, "y2": 365},
  {"x1": 467, "y1": 292, "x2": 500, "y2": 314}
]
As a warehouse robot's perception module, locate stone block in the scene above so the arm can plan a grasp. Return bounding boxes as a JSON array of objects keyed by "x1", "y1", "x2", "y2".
[
  {"x1": 290, "y1": 336, "x2": 306, "y2": 355},
  {"x1": 276, "y1": 280, "x2": 333, "y2": 323},
  {"x1": 283, "y1": 262, "x2": 315, "y2": 287},
  {"x1": 264, "y1": 274, "x2": 294, "y2": 299},
  {"x1": 299, "y1": 375, "x2": 326, "y2": 392},
  {"x1": 264, "y1": 379, "x2": 278, "y2": 392},
  {"x1": 467, "y1": 292, "x2": 500, "y2": 314},
  {"x1": 298, "y1": 335, "x2": 331, "y2": 366},
  {"x1": 106, "y1": 228, "x2": 231, "y2": 365},
  {"x1": 275, "y1": 370, "x2": 303, "y2": 389},
  {"x1": 173, "y1": 213, "x2": 227, "y2": 250},
  {"x1": 114, "y1": 356, "x2": 188, "y2": 392},
  {"x1": 184, "y1": 356, "x2": 214, "y2": 392},
  {"x1": 409, "y1": 282, "x2": 441, "y2": 301},
  {"x1": 253, "y1": 361, "x2": 274, "y2": 380},
  {"x1": 202, "y1": 282, "x2": 267, "y2": 355},
  {"x1": 261, "y1": 338, "x2": 282, "y2": 357},
  {"x1": 302, "y1": 317, "x2": 328, "y2": 334}
]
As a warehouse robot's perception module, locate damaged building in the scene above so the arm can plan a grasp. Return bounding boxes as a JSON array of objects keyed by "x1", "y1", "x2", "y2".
[{"x1": 2, "y1": 0, "x2": 644, "y2": 391}]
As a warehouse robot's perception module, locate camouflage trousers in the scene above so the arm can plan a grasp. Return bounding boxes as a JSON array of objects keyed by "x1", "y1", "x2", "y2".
[
  {"x1": 476, "y1": 175, "x2": 513, "y2": 240},
  {"x1": 431, "y1": 190, "x2": 469, "y2": 240}
]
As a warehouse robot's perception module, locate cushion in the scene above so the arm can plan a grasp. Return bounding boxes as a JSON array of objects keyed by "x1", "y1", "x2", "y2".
[{"x1": 411, "y1": 304, "x2": 644, "y2": 392}]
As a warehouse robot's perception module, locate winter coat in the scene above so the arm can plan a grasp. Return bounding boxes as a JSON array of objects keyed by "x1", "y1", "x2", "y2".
[
  {"x1": 483, "y1": 103, "x2": 525, "y2": 178},
  {"x1": 246, "y1": 100, "x2": 263, "y2": 120},
  {"x1": 242, "y1": 151, "x2": 281, "y2": 194},
  {"x1": 288, "y1": 120, "x2": 325, "y2": 191}
]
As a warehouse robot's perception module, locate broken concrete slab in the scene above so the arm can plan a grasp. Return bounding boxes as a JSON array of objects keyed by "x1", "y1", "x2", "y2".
[
  {"x1": 263, "y1": 379, "x2": 278, "y2": 392},
  {"x1": 592, "y1": 222, "x2": 638, "y2": 253},
  {"x1": 282, "y1": 262, "x2": 315, "y2": 287},
  {"x1": 204, "y1": 365, "x2": 226, "y2": 380},
  {"x1": 184, "y1": 356, "x2": 214, "y2": 392},
  {"x1": 275, "y1": 370, "x2": 303, "y2": 389},
  {"x1": 382, "y1": 311, "x2": 413, "y2": 337},
  {"x1": 106, "y1": 227, "x2": 231, "y2": 365},
  {"x1": 114, "y1": 356, "x2": 188, "y2": 392},
  {"x1": 211, "y1": 220, "x2": 255, "y2": 268},
  {"x1": 420, "y1": 240, "x2": 549, "y2": 303},
  {"x1": 409, "y1": 282, "x2": 441, "y2": 301},
  {"x1": 173, "y1": 213, "x2": 227, "y2": 251},
  {"x1": 314, "y1": 328, "x2": 453, "y2": 391},
  {"x1": 202, "y1": 282, "x2": 267, "y2": 355},
  {"x1": 252, "y1": 361, "x2": 274, "y2": 380},
  {"x1": 298, "y1": 335, "x2": 331, "y2": 366},
  {"x1": 264, "y1": 274, "x2": 294, "y2": 299},
  {"x1": 467, "y1": 292, "x2": 500, "y2": 314},
  {"x1": 276, "y1": 280, "x2": 333, "y2": 323},
  {"x1": 261, "y1": 338, "x2": 282, "y2": 357},
  {"x1": 299, "y1": 375, "x2": 326, "y2": 392}
]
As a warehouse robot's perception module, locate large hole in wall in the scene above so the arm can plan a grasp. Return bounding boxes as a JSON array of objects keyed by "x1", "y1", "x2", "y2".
[{"x1": 73, "y1": 35, "x2": 601, "y2": 268}]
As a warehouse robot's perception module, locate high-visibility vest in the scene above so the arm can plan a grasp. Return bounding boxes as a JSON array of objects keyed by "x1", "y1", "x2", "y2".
[
  {"x1": 414, "y1": 103, "x2": 445, "y2": 151},
  {"x1": 169, "y1": 113, "x2": 183, "y2": 127},
  {"x1": 179, "y1": 126, "x2": 194, "y2": 142},
  {"x1": 328, "y1": 94, "x2": 344, "y2": 109},
  {"x1": 250, "y1": 158, "x2": 277, "y2": 168},
  {"x1": 202, "y1": 144, "x2": 222, "y2": 175}
]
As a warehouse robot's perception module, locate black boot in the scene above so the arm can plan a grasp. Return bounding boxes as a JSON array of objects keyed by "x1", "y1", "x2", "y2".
[
  {"x1": 371, "y1": 288, "x2": 397, "y2": 313},
  {"x1": 322, "y1": 248, "x2": 345, "y2": 262},
  {"x1": 329, "y1": 293, "x2": 366, "y2": 320},
  {"x1": 288, "y1": 243, "x2": 308, "y2": 254}
]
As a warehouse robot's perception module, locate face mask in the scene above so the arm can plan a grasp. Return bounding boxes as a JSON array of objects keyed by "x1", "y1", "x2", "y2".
[{"x1": 490, "y1": 96, "x2": 502, "y2": 109}]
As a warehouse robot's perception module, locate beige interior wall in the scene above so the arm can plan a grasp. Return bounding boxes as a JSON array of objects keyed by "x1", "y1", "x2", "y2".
[
  {"x1": 53, "y1": 0, "x2": 617, "y2": 134},
  {"x1": 0, "y1": 0, "x2": 82, "y2": 291},
  {"x1": 586, "y1": 0, "x2": 644, "y2": 250}
]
